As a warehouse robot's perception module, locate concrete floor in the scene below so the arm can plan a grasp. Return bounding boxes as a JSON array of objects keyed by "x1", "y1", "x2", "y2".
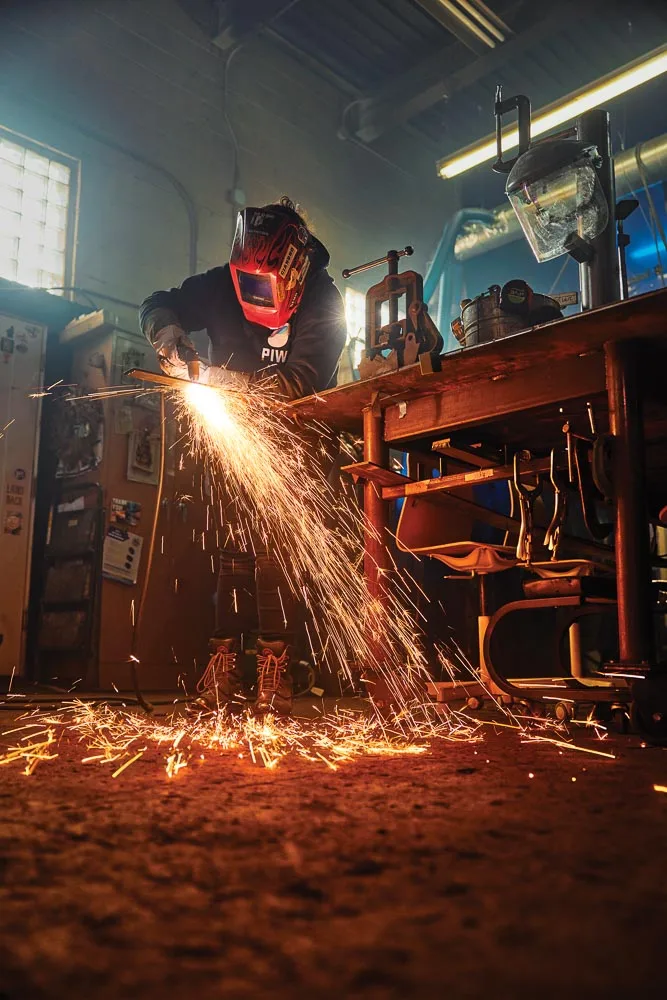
[{"x1": 1, "y1": 706, "x2": 666, "y2": 1000}]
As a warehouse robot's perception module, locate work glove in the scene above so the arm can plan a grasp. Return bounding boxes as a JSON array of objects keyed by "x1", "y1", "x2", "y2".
[{"x1": 153, "y1": 324, "x2": 197, "y2": 379}]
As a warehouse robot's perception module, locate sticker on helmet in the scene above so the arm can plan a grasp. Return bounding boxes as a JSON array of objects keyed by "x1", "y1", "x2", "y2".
[
  {"x1": 279, "y1": 244, "x2": 298, "y2": 278},
  {"x1": 298, "y1": 257, "x2": 311, "y2": 285},
  {"x1": 251, "y1": 210, "x2": 273, "y2": 228}
]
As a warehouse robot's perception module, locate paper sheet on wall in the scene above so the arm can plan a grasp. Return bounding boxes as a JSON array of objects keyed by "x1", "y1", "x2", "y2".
[{"x1": 102, "y1": 527, "x2": 143, "y2": 585}]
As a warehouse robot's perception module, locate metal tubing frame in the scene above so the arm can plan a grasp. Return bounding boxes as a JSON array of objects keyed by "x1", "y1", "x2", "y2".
[
  {"x1": 482, "y1": 596, "x2": 625, "y2": 704},
  {"x1": 576, "y1": 109, "x2": 619, "y2": 310},
  {"x1": 362, "y1": 400, "x2": 391, "y2": 603},
  {"x1": 604, "y1": 339, "x2": 654, "y2": 665}
]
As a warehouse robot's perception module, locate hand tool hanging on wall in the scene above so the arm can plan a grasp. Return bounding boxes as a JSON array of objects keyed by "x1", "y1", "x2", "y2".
[{"x1": 342, "y1": 246, "x2": 443, "y2": 378}]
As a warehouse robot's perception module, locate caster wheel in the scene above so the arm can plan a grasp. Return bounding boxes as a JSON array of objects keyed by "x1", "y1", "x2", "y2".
[
  {"x1": 554, "y1": 701, "x2": 574, "y2": 722},
  {"x1": 630, "y1": 701, "x2": 667, "y2": 742},
  {"x1": 466, "y1": 695, "x2": 484, "y2": 711},
  {"x1": 609, "y1": 707, "x2": 630, "y2": 734},
  {"x1": 593, "y1": 702, "x2": 613, "y2": 725},
  {"x1": 630, "y1": 672, "x2": 667, "y2": 744}
]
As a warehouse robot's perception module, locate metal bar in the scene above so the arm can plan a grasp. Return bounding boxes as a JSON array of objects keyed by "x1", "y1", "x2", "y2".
[
  {"x1": 342, "y1": 246, "x2": 413, "y2": 280},
  {"x1": 431, "y1": 439, "x2": 494, "y2": 467},
  {"x1": 382, "y1": 456, "x2": 552, "y2": 500},
  {"x1": 124, "y1": 368, "x2": 189, "y2": 389},
  {"x1": 604, "y1": 339, "x2": 653, "y2": 665},
  {"x1": 341, "y1": 461, "x2": 411, "y2": 487},
  {"x1": 576, "y1": 109, "x2": 619, "y2": 309}
]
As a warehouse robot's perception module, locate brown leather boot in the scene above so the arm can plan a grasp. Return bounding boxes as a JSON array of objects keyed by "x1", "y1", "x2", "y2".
[
  {"x1": 196, "y1": 638, "x2": 245, "y2": 711},
  {"x1": 255, "y1": 639, "x2": 293, "y2": 716}
]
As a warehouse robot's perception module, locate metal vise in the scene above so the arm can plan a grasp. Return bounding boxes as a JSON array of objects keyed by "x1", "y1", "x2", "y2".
[{"x1": 343, "y1": 247, "x2": 443, "y2": 378}]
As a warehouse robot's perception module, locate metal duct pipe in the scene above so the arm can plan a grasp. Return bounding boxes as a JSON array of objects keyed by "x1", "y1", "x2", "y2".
[{"x1": 454, "y1": 131, "x2": 667, "y2": 261}]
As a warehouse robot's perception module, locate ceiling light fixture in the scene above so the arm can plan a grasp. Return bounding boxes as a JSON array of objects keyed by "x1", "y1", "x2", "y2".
[
  {"x1": 437, "y1": 43, "x2": 667, "y2": 179},
  {"x1": 436, "y1": 0, "x2": 497, "y2": 48},
  {"x1": 454, "y1": 0, "x2": 506, "y2": 43}
]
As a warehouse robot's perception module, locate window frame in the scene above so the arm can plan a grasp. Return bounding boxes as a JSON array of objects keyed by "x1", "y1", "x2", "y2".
[{"x1": 0, "y1": 124, "x2": 81, "y2": 297}]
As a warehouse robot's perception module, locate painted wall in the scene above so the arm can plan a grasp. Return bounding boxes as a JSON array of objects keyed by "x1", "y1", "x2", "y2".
[{"x1": 0, "y1": 0, "x2": 458, "y2": 336}]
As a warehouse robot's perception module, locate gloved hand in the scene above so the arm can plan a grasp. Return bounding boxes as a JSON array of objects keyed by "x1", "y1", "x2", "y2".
[{"x1": 153, "y1": 324, "x2": 197, "y2": 379}]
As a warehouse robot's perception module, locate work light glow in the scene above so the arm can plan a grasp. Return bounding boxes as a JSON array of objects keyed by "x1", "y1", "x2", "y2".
[{"x1": 437, "y1": 44, "x2": 667, "y2": 179}]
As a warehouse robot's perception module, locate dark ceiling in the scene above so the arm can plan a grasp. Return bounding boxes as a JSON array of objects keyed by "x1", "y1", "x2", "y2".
[{"x1": 179, "y1": 0, "x2": 667, "y2": 157}]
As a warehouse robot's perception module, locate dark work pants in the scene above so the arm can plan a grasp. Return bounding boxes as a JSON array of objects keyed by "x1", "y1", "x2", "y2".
[
  {"x1": 215, "y1": 543, "x2": 296, "y2": 645},
  {"x1": 214, "y1": 427, "x2": 342, "y2": 649}
]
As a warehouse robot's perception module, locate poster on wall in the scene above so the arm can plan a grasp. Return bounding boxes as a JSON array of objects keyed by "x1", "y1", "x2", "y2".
[
  {"x1": 3, "y1": 482, "x2": 25, "y2": 535},
  {"x1": 52, "y1": 393, "x2": 105, "y2": 478},
  {"x1": 102, "y1": 527, "x2": 143, "y2": 585},
  {"x1": 110, "y1": 498, "x2": 142, "y2": 526},
  {"x1": 127, "y1": 428, "x2": 160, "y2": 485}
]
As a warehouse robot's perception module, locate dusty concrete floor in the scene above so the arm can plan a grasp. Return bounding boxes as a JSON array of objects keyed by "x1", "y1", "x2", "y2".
[{"x1": 1, "y1": 706, "x2": 666, "y2": 1000}]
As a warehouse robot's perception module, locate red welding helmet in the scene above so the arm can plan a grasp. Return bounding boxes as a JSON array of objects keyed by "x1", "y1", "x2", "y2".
[{"x1": 230, "y1": 205, "x2": 314, "y2": 328}]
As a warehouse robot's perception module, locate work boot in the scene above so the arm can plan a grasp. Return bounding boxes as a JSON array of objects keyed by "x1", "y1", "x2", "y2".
[
  {"x1": 196, "y1": 637, "x2": 245, "y2": 711},
  {"x1": 255, "y1": 639, "x2": 293, "y2": 716}
]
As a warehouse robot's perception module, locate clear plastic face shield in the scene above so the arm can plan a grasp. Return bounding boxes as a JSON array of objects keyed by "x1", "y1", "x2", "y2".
[{"x1": 507, "y1": 150, "x2": 609, "y2": 262}]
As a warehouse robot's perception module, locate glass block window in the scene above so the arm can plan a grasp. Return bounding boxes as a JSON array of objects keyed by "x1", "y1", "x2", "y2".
[
  {"x1": 0, "y1": 133, "x2": 73, "y2": 293},
  {"x1": 344, "y1": 287, "x2": 366, "y2": 371}
]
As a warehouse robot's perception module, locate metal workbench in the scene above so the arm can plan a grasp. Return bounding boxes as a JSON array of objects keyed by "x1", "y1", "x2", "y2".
[{"x1": 289, "y1": 287, "x2": 667, "y2": 676}]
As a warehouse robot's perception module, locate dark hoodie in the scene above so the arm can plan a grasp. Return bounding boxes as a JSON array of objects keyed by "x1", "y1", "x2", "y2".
[{"x1": 139, "y1": 237, "x2": 347, "y2": 400}]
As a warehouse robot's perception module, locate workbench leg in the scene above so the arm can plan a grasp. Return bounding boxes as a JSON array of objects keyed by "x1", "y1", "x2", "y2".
[
  {"x1": 361, "y1": 403, "x2": 395, "y2": 706},
  {"x1": 362, "y1": 403, "x2": 391, "y2": 602},
  {"x1": 605, "y1": 339, "x2": 653, "y2": 666}
]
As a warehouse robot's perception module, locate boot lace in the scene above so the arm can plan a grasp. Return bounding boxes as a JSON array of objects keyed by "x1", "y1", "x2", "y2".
[
  {"x1": 197, "y1": 651, "x2": 237, "y2": 695},
  {"x1": 257, "y1": 648, "x2": 289, "y2": 694}
]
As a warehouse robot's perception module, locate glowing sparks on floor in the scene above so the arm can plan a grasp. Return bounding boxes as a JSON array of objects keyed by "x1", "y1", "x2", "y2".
[{"x1": 0, "y1": 701, "x2": 478, "y2": 778}]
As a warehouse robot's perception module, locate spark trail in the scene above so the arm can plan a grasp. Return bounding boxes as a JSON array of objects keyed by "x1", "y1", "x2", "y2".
[{"x1": 176, "y1": 380, "x2": 430, "y2": 714}]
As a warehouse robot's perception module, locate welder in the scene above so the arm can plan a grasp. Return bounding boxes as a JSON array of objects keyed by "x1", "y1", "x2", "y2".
[{"x1": 140, "y1": 197, "x2": 347, "y2": 716}]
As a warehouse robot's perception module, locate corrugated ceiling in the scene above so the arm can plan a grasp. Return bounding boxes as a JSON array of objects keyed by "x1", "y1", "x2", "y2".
[{"x1": 263, "y1": 0, "x2": 667, "y2": 150}]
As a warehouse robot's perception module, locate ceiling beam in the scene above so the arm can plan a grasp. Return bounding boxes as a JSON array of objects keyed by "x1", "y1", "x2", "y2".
[
  {"x1": 349, "y1": 1, "x2": 590, "y2": 143},
  {"x1": 211, "y1": 0, "x2": 298, "y2": 51}
]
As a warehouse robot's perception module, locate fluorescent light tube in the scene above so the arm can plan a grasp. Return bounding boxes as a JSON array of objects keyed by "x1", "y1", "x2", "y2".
[{"x1": 438, "y1": 43, "x2": 667, "y2": 179}]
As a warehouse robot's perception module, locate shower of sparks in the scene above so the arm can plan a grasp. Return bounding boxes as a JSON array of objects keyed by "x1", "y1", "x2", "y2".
[
  {"x1": 4, "y1": 378, "x2": 628, "y2": 779},
  {"x1": 176, "y1": 380, "x2": 431, "y2": 713}
]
